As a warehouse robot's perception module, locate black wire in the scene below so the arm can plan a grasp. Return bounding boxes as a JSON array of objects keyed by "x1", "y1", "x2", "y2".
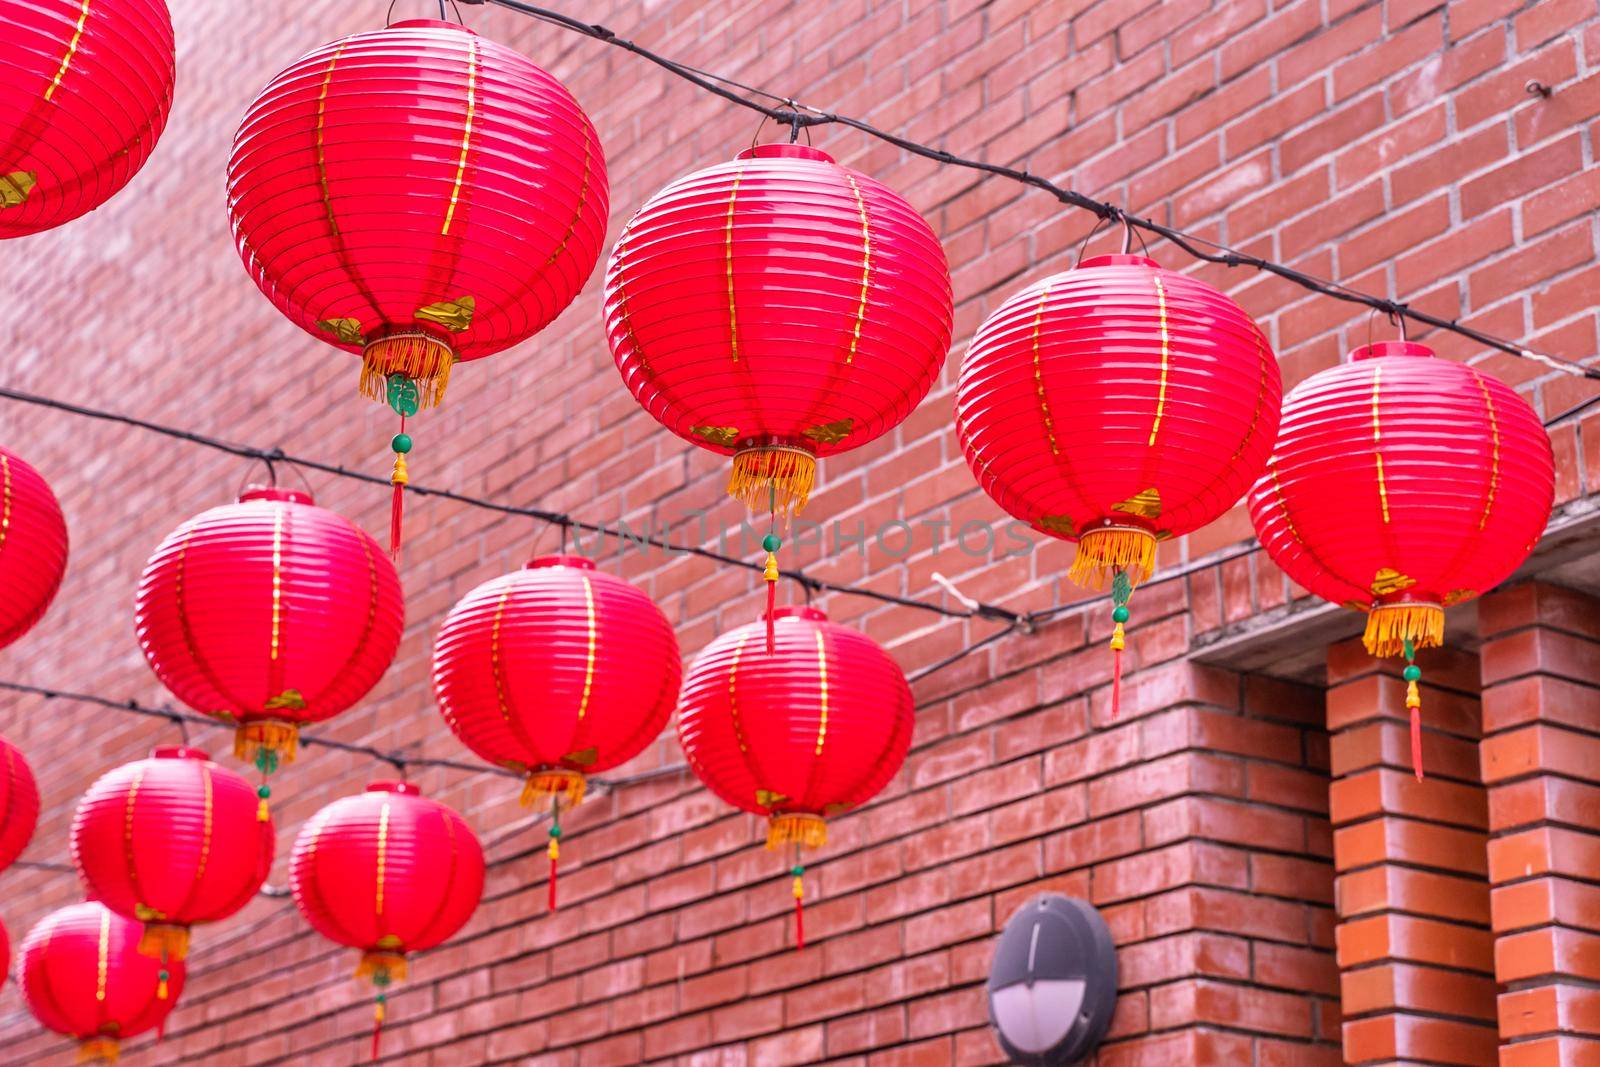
[{"x1": 478, "y1": 0, "x2": 1598, "y2": 383}]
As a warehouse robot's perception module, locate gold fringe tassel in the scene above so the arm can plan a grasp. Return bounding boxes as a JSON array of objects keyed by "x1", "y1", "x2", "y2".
[
  {"x1": 234, "y1": 721, "x2": 299, "y2": 765},
  {"x1": 358, "y1": 333, "x2": 454, "y2": 409},
  {"x1": 137, "y1": 923, "x2": 189, "y2": 962},
  {"x1": 729, "y1": 446, "x2": 816, "y2": 517},
  {"x1": 77, "y1": 1038, "x2": 119, "y2": 1064},
  {"x1": 355, "y1": 950, "x2": 407, "y2": 983},
  {"x1": 521, "y1": 769, "x2": 587, "y2": 809},
  {"x1": 766, "y1": 813, "x2": 827, "y2": 850},
  {"x1": 1363, "y1": 602, "x2": 1445, "y2": 658},
  {"x1": 1067, "y1": 527, "x2": 1157, "y2": 589}
]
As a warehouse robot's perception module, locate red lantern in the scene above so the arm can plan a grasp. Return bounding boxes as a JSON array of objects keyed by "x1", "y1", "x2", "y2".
[
  {"x1": 72, "y1": 746, "x2": 275, "y2": 962},
  {"x1": 677, "y1": 606, "x2": 914, "y2": 948},
  {"x1": 0, "y1": 0, "x2": 175, "y2": 238},
  {"x1": 1249, "y1": 340, "x2": 1554, "y2": 777},
  {"x1": 0, "y1": 732, "x2": 39, "y2": 871},
  {"x1": 433, "y1": 554, "x2": 680, "y2": 909},
  {"x1": 0, "y1": 914, "x2": 7, "y2": 991},
  {"x1": 0, "y1": 446, "x2": 69, "y2": 651},
  {"x1": 291, "y1": 781, "x2": 484, "y2": 1056},
  {"x1": 19, "y1": 901, "x2": 184, "y2": 1063},
  {"x1": 134, "y1": 486, "x2": 404, "y2": 786},
  {"x1": 603, "y1": 142, "x2": 953, "y2": 638},
  {"x1": 226, "y1": 19, "x2": 608, "y2": 552},
  {"x1": 956, "y1": 251, "x2": 1281, "y2": 708}
]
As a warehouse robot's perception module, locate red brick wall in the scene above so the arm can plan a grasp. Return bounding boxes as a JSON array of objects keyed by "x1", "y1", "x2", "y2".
[{"x1": 2, "y1": 1, "x2": 1598, "y2": 1064}]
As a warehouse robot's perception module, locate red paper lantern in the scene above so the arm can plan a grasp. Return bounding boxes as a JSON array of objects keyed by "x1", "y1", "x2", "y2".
[
  {"x1": 603, "y1": 142, "x2": 953, "y2": 630},
  {"x1": 0, "y1": 914, "x2": 7, "y2": 992},
  {"x1": 0, "y1": 446, "x2": 69, "y2": 651},
  {"x1": 19, "y1": 901, "x2": 184, "y2": 1063},
  {"x1": 291, "y1": 781, "x2": 484, "y2": 1054},
  {"x1": 677, "y1": 606, "x2": 914, "y2": 947},
  {"x1": 0, "y1": 732, "x2": 39, "y2": 871},
  {"x1": 134, "y1": 486, "x2": 404, "y2": 779},
  {"x1": 956, "y1": 252, "x2": 1281, "y2": 706},
  {"x1": 433, "y1": 554, "x2": 680, "y2": 909},
  {"x1": 227, "y1": 18, "x2": 608, "y2": 550},
  {"x1": 1249, "y1": 340, "x2": 1554, "y2": 776},
  {"x1": 72, "y1": 746, "x2": 275, "y2": 962},
  {"x1": 0, "y1": 0, "x2": 175, "y2": 238}
]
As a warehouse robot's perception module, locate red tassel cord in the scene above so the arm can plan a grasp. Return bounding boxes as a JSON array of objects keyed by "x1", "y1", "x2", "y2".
[
  {"x1": 791, "y1": 854, "x2": 806, "y2": 951},
  {"x1": 370, "y1": 971, "x2": 391, "y2": 1063},
  {"x1": 389, "y1": 418, "x2": 410, "y2": 561},
  {"x1": 1403, "y1": 639, "x2": 1424, "y2": 781},
  {"x1": 763, "y1": 533, "x2": 780, "y2": 655},
  {"x1": 1108, "y1": 572, "x2": 1132, "y2": 719},
  {"x1": 548, "y1": 799, "x2": 562, "y2": 912}
]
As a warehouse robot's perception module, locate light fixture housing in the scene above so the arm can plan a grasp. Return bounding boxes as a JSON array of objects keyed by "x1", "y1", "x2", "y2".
[{"x1": 987, "y1": 894, "x2": 1118, "y2": 1065}]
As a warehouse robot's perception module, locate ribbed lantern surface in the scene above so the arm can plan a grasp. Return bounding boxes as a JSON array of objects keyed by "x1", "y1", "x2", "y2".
[
  {"x1": 226, "y1": 18, "x2": 608, "y2": 408},
  {"x1": 604, "y1": 142, "x2": 954, "y2": 518},
  {"x1": 0, "y1": 446, "x2": 69, "y2": 651},
  {"x1": 19, "y1": 901, "x2": 184, "y2": 1063},
  {"x1": 72, "y1": 746, "x2": 275, "y2": 961},
  {"x1": 957, "y1": 253, "x2": 1281, "y2": 590},
  {"x1": 0, "y1": 732, "x2": 39, "y2": 871},
  {"x1": 134, "y1": 486, "x2": 404, "y2": 767},
  {"x1": 0, "y1": 0, "x2": 176, "y2": 238},
  {"x1": 434, "y1": 554, "x2": 681, "y2": 800},
  {"x1": 290, "y1": 782, "x2": 484, "y2": 971},
  {"x1": 1249, "y1": 340, "x2": 1554, "y2": 654},
  {"x1": 678, "y1": 606, "x2": 914, "y2": 846},
  {"x1": 0, "y1": 915, "x2": 7, "y2": 992}
]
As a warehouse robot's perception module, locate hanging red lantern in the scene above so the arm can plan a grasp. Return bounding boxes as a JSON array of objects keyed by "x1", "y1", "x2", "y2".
[
  {"x1": 226, "y1": 18, "x2": 608, "y2": 553},
  {"x1": 0, "y1": 446, "x2": 69, "y2": 651},
  {"x1": 1249, "y1": 339, "x2": 1554, "y2": 778},
  {"x1": 0, "y1": 914, "x2": 7, "y2": 992},
  {"x1": 677, "y1": 606, "x2": 914, "y2": 948},
  {"x1": 956, "y1": 248, "x2": 1281, "y2": 711},
  {"x1": 71, "y1": 746, "x2": 275, "y2": 964},
  {"x1": 134, "y1": 485, "x2": 404, "y2": 796},
  {"x1": 433, "y1": 554, "x2": 680, "y2": 910},
  {"x1": 0, "y1": 732, "x2": 39, "y2": 871},
  {"x1": 603, "y1": 142, "x2": 953, "y2": 643},
  {"x1": 0, "y1": 0, "x2": 175, "y2": 239},
  {"x1": 291, "y1": 781, "x2": 484, "y2": 1057},
  {"x1": 19, "y1": 901, "x2": 184, "y2": 1063}
]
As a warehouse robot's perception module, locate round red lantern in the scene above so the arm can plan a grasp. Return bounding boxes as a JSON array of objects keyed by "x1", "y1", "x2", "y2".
[
  {"x1": 1249, "y1": 340, "x2": 1554, "y2": 777},
  {"x1": 227, "y1": 18, "x2": 608, "y2": 551},
  {"x1": 0, "y1": 732, "x2": 39, "y2": 871},
  {"x1": 134, "y1": 485, "x2": 404, "y2": 785},
  {"x1": 0, "y1": 446, "x2": 69, "y2": 651},
  {"x1": 291, "y1": 781, "x2": 484, "y2": 1054},
  {"x1": 0, "y1": 914, "x2": 8, "y2": 992},
  {"x1": 956, "y1": 250, "x2": 1281, "y2": 706},
  {"x1": 19, "y1": 901, "x2": 184, "y2": 1063},
  {"x1": 72, "y1": 746, "x2": 275, "y2": 962},
  {"x1": 603, "y1": 142, "x2": 953, "y2": 628},
  {"x1": 677, "y1": 605, "x2": 914, "y2": 947},
  {"x1": 433, "y1": 554, "x2": 680, "y2": 909},
  {"x1": 0, "y1": 0, "x2": 175, "y2": 238}
]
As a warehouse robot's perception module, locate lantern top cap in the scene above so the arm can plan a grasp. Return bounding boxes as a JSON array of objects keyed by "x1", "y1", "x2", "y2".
[
  {"x1": 737, "y1": 143, "x2": 835, "y2": 165},
  {"x1": 238, "y1": 485, "x2": 314, "y2": 506},
  {"x1": 526, "y1": 554, "x2": 596, "y2": 571},
  {"x1": 772, "y1": 605, "x2": 827, "y2": 622},
  {"x1": 1078, "y1": 253, "x2": 1160, "y2": 270},
  {"x1": 151, "y1": 746, "x2": 211, "y2": 762},
  {"x1": 387, "y1": 18, "x2": 475, "y2": 34},
  {"x1": 1350, "y1": 340, "x2": 1435, "y2": 361},
  {"x1": 367, "y1": 780, "x2": 422, "y2": 796}
]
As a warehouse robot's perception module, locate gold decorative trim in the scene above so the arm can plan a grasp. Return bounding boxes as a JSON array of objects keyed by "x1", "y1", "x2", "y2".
[
  {"x1": 576, "y1": 575, "x2": 597, "y2": 721},
  {"x1": 490, "y1": 587, "x2": 513, "y2": 724},
  {"x1": 315, "y1": 44, "x2": 347, "y2": 241},
  {"x1": 842, "y1": 172, "x2": 872, "y2": 364},
  {"x1": 44, "y1": 0, "x2": 91, "y2": 103},
  {"x1": 316, "y1": 317, "x2": 363, "y2": 345},
  {"x1": 547, "y1": 135, "x2": 592, "y2": 266},
  {"x1": 1469, "y1": 369, "x2": 1500, "y2": 531},
  {"x1": 693, "y1": 425, "x2": 739, "y2": 447},
  {"x1": 812, "y1": 627, "x2": 829, "y2": 756},
  {"x1": 441, "y1": 36, "x2": 479, "y2": 236},
  {"x1": 375, "y1": 801, "x2": 390, "y2": 917},
  {"x1": 802, "y1": 419, "x2": 854, "y2": 446},
  {"x1": 0, "y1": 171, "x2": 36, "y2": 208},
  {"x1": 1038, "y1": 514, "x2": 1076, "y2": 536},
  {"x1": 1371, "y1": 567, "x2": 1415, "y2": 596},
  {"x1": 416, "y1": 296, "x2": 474, "y2": 332},
  {"x1": 269, "y1": 507, "x2": 284, "y2": 660},
  {"x1": 1372, "y1": 365, "x2": 1390, "y2": 523},
  {"x1": 1147, "y1": 273, "x2": 1170, "y2": 447},
  {"x1": 724, "y1": 165, "x2": 745, "y2": 361},
  {"x1": 95, "y1": 906, "x2": 110, "y2": 1002},
  {"x1": 728, "y1": 630, "x2": 750, "y2": 753},
  {"x1": 1111, "y1": 487, "x2": 1162, "y2": 519},
  {"x1": 1030, "y1": 283, "x2": 1059, "y2": 455},
  {"x1": 0, "y1": 453, "x2": 11, "y2": 554}
]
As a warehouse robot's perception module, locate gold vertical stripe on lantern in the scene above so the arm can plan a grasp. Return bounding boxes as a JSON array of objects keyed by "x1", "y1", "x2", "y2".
[
  {"x1": 1372, "y1": 367, "x2": 1391, "y2": 523},
  {"x1": 1147, "y1": 274, "x2": 1171, "y2": 447},
  {"x1": 95, "y1": 908, "x2": 109, "y2": 1002},
  {"x1": 0, "y1": 453, "x2": 11, "y2": 551},
  {"x1": 724, "y1": 166, "x2": 745, "y2": 362},
  {"x1": 441, "y1": 36, "x2": 479, "y2": 236},
  {"x1": 489, "y1": 588, "x2": 513, "y2": 724},
  {"x1": 812, "y1": 628, "x2": 829, "y2": 757},
  {"x1": 547, "y1": 137, "x2": 593, "y2": 267},
  {"x1": 195, "y1": 764, "x2": 214, "y2": 883},
  {"x1": 576, "y1": 576, "x2": 597, "y2": 721},
  {"x1": 121, "y1": 770, "x2": 146, "y2": 909},
  {"x1": 375, "y1": 801, "x2": 390, "y2": 917},
  {"x1": 44, "y1": 0, "x2": 92, "y2": 102},
  {"x1": 315, "y1": 45, "x2": 347, "y2": 243},
  {"x1": 1471, "y1": 369, "x2": 1501, "y2": 530},
  {"x1": 269, "y1": 508, "x2": 284, "y2": 659},
  {"x1": 728, "y1": 631, "x2": 750, "y2": 753},
  {"x1": 842, "y1": 173, "x2": 872, "y2": 364},
  {"x1": 1029, "y1": 283, "x2": 1059, "y2": 456}
]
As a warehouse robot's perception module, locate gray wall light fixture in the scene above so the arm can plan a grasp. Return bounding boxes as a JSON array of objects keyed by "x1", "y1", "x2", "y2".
[{"x1": 987, "y1": 894, "x2": 1119, "y2": 1065}]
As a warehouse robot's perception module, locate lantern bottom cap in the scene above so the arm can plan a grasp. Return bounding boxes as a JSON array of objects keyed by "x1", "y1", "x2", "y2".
[
  {"x1": 521, "y1": 768, "x2": 587, "y2": 808},
  {"x1": 730, "y1": 444, "x2": 817, "y2": 517},
  {"x1": 1363, "y1": 600, "x2": 1445, "y2": 658},
  {"x1": 767, "y1": 812, "x2": 827, "y2": 850},
  {"x1": 356, "y1": 949, "x2": 408, "y2": 985},
  {"x1": 77, "y1": 1037, "x2": 119, "y2": 1064},
  {"x1": 233, "y1": 720, "x2": 300, "y2": 765},
  {"x1": 359, "y1": 332, "x2": 455, "y2": 410},
  {"x1": 1067, "y1": 526, "x2": 1157, "y2": 590},
  {"x1": 137, "y1": 921, "x2": 190, "y2": 962}
]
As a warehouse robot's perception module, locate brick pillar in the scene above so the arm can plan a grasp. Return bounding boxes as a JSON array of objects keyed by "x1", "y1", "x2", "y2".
[
  {"x1": 1326, "y1": 639, "x2": 1498, "y2": 1065},
  {"x1": 1478, "y1": 582, "x2": 1600, "y2": 1065}
]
